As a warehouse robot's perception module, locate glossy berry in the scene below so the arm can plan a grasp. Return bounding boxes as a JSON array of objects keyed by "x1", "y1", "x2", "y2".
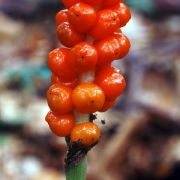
[
  {"x1": 51, "y1": 74, "x2": 78, "y2": 89},
  {"x1": 51, "y1": 73, "x2": 61, "y2": 84},
  {"x1": 62, "y1": 0, "x2": 82, "y2": 8},
  {"x1": 47, "y1": 84, "x2": 73, "y2": 114},
  {"x1": 72, "y1": 83, "x2": 105, "y2": 114},
  {"x1": 46, "y1": 111, "x2": 74, "y2": 137},
  {"x1": 56, "y1": 9, "x2": 68, "y2": 27},
  {"x1": 68, "y1": 42, "x2": 98, "y2": 73},
  {"x1": 57, "y1": 22, "x2": 85, "y2": 47},
  {"x1": 95, "y1": 35, "x2": 122, "y2": 66},
  {"x1": 68, "y1": 3, "x2": 96, "y2": 33},
  {"x1": 115, "y1": 28, "x2": 122, "y2": 34},
  {"x1": 83, "y1": 0, "x2": 102, "y2": 7},
  {"x1": 95, "y1": 33, "x2": 130, "y2": 66},
  {"x1": 95, "y1": 33, "x2": 130, "y2": 67},
  {"x1": 89, "y1": 9, "x2": 120, "y2": 40},
  {"x1": 114, "y1": 33, "x2": 131, "y2": 59},
  {"x1": 99, "y1": 99, "x2": 116, "y2": 112},
  {"x1": 48, "y1": 48, "x2": 77, "y2": 81},
  {"x1": 111, "y1": 3, "x2": 131, "y2": 27},
  {"x1": 71, "y1": 122, "x2": 100, "y2": 145},
  {"x1": 95, "y1": 66, "x2": 126, "y2": 100},
  {"x1": 103, "y1": 0, "x2": 124, "y2": 7}
]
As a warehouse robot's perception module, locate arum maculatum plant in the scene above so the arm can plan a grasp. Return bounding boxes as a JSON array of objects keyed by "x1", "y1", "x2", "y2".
[{"x1": 45, "y1": 0, "x2": 131, "y2": 179}]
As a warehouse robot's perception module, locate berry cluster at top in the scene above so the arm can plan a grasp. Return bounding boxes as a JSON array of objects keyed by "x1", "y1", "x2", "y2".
[{"x1": 45, "y1": 0, "x2": 131, "y2": 146}]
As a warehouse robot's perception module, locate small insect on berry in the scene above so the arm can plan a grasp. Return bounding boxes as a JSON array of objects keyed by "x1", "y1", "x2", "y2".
[
  {"x1": 46, "y1": 111, "x2": 75, "y2": 137},
  {"x1": 70, "y1": 122, "x2": 100, "y2": 146}
]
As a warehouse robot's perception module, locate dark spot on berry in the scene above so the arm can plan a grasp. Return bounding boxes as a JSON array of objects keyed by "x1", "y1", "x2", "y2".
[{"x1": 101, "y1": 120, "x2": 106, "y2": 125}]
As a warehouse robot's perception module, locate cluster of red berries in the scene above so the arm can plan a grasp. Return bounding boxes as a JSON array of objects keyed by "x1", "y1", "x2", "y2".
[{"x1": 45, "y1": 0, "x2": 131, "y2": 146}]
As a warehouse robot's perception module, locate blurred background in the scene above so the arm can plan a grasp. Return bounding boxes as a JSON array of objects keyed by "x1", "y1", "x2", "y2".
[{"x1": 0, "y1": 0, "x2": 180, "y2": 180}]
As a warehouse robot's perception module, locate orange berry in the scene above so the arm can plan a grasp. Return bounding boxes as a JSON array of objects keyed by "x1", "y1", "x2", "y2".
[
  {"x1": 95, "y1": 35, "x2": 121, "y2": 66},
  {"x1": 115, "y1": 28, "x2": 122, "y2": 34},
  {"x1": 68, "y1": 42, "x2": 98, "y2": 73},
  {"x1": 72, "y1": 83, "x2": 105, "y2": 114},
  {"x1": 51, "y1": 73, "x2": 61, "y2": 84},
  {"x1": 89, "y1": 9, "x2": 120, "y2": 40},
  {"x1": 99, "y1": 99, "x2": 116, "y2": 112},
  {"x1": 57, "y1": 22, "x2": 85, "y2": 47},
  {"x1": 114, "y1": 33, "x2": 131, "y2": 58},
  {"x1": 71, "y1": 122, "x2": 100, "y2": 145},
  {"x1": 83, "y1": 0, "x2": 102, "y2": 7},
  {"x1": 51, "y1": 74, "x2": 78, "y2": 89},
  {"x1": 48, "y1": 48, "x2": 77, "y2": 81},
  {"x1": 47, "y1": 84, "x2": 73, "y2": 114},
  {"x1": 45, "y1": 111, "x2": 75, "y2": 137},
  {"x1": 111, "y1": 3, "x2": 131, "y2": 27},
  {"x1": 95, "y1": 66, "x2": 126, "y2": 100},
  {"x1": 62, "y1": 0, "x2": 82, "y2": 8},
  {"x1": 68, "y1": 3, "x2": 96, "y2": 33},
  {"x1": 103, "y1": 0, "x2": 124, "y2": 7},
  {"x1": 56, "y1": 9, "x2": 68, "y2": 27}
]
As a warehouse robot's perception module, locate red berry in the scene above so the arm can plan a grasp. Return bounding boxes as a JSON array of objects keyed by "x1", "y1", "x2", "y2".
[
  {"x1": 95, "y1": 35, "x2": 121, "y2": 66},
  {"x1": 68, "y1": 3, "x2": 96, "y2": 33},
  {"x1": 99, "y1": 99, "x2": 116, "y2": 112},
  {"x1": 57, "y1": 22, "x2": 85, "y2": 47},
  {"x1": 48, "y1": 48, "x2": 77, "y2": 81},
  {"x1": 47, "y1": 84, "x2": 73, "y2": 114},
  {"x1": 46, "y1": 111, "x2": 75, "y2": 137},
  {"x1": 111, "y1": 3, "x2": 131, "y2": 27},
  {"x1": 51, "y1": 74, "x2": 78, "y2": 89},
  {"x1": 83, "y1": 0, "x2": 102, "y2": 7},
  {"x1": 62, "y1": 0, "x2": 82, "y2": 8},
  {"x1": 95, "y1": 66, "x2": 126, "y2": 100},
  {"x1": 68, "y1": 42, "x2": 98, "y2": 73},
  {"x1": 114, "y1": 33, "x2": 131, "y2": 59},
  {"x1": 56, "y1": 9, "x2": 68, "y2": 27},
  {"x1": 103, "y1": 0, "x2": 124, "y2": 8},
  {"x1": 114, "y1": 28, "x2": 122, "y2": 34},
  {"x1": 89, "y1": 9, "x2": 120, "y2": 40}
]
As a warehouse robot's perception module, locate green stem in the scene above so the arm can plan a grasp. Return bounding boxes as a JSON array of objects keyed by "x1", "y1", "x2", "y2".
[
  {"x1": 65, "y1": 69, "x2": 93, "y2": 180},
  {"x1": 66, "y1": 155, "x2": 87, "y2": 180}
]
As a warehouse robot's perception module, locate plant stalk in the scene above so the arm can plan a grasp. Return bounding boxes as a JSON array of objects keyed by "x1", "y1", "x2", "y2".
[
  {"x1": 66, "y1": 155, "x2": 87, "y2": 180},
  {"x1": 65, "y1": 70, "x2": 95, "y2": 180}
]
